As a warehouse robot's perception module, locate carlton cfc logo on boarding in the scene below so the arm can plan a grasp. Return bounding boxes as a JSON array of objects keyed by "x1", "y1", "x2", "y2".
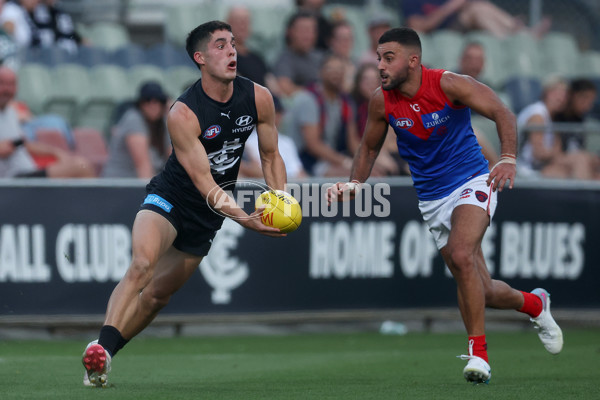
[
  {"x1": 203, "y1": 125, "x2": 221, "y2": 139},
  {"x1": 395, "y1": 118, "x2": 414, "y2": 128}
]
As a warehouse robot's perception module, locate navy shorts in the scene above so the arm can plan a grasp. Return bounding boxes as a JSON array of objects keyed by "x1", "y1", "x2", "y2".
[{"x1": 139, "y1": 192, "x2": 221, "y2": 257}]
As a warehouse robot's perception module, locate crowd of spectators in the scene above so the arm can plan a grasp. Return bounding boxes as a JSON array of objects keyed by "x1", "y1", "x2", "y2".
[{"x1": 0, "y1": 0, "x2": 598, "y2": 181}]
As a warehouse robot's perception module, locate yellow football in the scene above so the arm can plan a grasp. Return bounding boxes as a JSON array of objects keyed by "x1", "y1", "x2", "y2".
[{"x1": 255, "y1": 190, "x2": 302, "y2": 233}]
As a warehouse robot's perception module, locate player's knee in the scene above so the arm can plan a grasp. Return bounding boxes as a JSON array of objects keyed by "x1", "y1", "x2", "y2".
[
  {"x1": 143, "y1": 291, "x2": 171, "y2": 312},
  {"x1": 448, "y1": 247, "x2": 475, "y2": 274},
  {"x1": 126, "y1": 256, "x2": 153, "y2": 287}
]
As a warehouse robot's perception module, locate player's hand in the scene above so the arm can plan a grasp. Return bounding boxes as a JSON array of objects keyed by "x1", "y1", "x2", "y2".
[
  {"x1": 487, "y1": 162, "x2": 516, "y2": 192},
  {"x1": 240, "y1": 206, "x2": 287, "y2": 238},
  {"x1": 326, "y1": 181, "x2": 360, "y2": 206}
]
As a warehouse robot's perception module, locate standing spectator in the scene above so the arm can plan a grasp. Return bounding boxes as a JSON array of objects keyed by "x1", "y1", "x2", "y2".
[
  {"x1": 402, "y1": 0, "x2": 550, "y2": 38},
  {"x1": 285, "y1": 54, "x2": 357, "y2": 176},
  {"x1": 31, "y1": 0, "x2": 83, "y2": 54},
  {"x1": 0, "y1": 66, "x2": 93, "y2": 178},
  {"x1": 102, "y1": 82, "x2": 171, "y2": 179},
  {"x1": 517, "y1": 77, "x2": 594, "y2": 179},
  {"x1": 328, "y1": 20, "x2": 357, "y2": 93},
  {"x1": 0, "y1": 0, "x2": 39, "y2": 49},
  {"x1": 295, "y1": 0, "x2": 332, "y2": 51},
  {"x1": 273, "y1": 11, "x2": 323, "y2": 97},
  {"x1": 358, "y1": 13, "x2": 392, "y2": 66}
]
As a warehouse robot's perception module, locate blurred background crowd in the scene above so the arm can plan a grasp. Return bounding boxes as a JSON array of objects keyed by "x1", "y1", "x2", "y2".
[{"x1": 1, "y1": 0, "x2": 600, "y2": 180}]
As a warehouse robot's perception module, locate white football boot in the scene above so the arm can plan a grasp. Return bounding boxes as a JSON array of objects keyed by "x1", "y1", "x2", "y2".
[
  {"x1": 82, "y1": 340, "x2": 111, "y2": 387},
  {"x1": 458, "y1": 339, "x2": 491, "y2": 384},
  {"x1": 530, "y1": 288, "x2": 563, "y2": 354}
]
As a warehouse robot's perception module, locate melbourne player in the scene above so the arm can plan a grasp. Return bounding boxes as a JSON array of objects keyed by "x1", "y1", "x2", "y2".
[
  {"x1": 81, "y1": 21, "x2": 287, "y2": 387},
  {"x1": 328, "y1": 27, "x2": 563, "y2": 384}
]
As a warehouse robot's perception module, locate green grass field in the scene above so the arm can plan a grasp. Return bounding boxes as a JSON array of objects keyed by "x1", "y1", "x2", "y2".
[{"x1": 1, "y1": 329, "x2": 598, "y2": 399}]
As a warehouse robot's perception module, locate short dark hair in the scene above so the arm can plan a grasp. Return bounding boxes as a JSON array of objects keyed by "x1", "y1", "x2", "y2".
[
  {"x1": 378, "y1": 27, "x2": 422, "y2": 53},
  {"x1": 186, "y1": 20, "x2": 232, "y2": 70},
  {"x1": 285, "y1": 11, "x2": 316, "y2": 45},
  {"x1": 570, "y1": 78, "x2": 597, "y2": 94}
]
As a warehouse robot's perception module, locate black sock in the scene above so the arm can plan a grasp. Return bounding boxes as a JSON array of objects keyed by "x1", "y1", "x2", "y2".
[{"x1": 98, "y1": 325, "x2": 129, "y2": 357}]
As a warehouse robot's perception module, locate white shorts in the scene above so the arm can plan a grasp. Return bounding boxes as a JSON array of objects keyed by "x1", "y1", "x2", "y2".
[{"x1": 418, "y1": 174, "x2": 497, "y2": 250}]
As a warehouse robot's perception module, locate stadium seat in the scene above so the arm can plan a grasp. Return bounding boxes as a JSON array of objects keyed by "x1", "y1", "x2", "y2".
[
  {"x1": 75, "y1": 46, "x2": 111, "y2": 67},
  {"x1": 503, "y1": 33, "x2": 542, "y2": 80},
  {"x1": 110, "y1": 43, "x2": 147, "y2": 68},
  {"x1": 73, "y1": 127, "x2": 109, "y2": 176},
  {"x1": 127, "y1": 65, "x2": 166, "y2": 97},
  {"x1": 165, "y1": 4, "x2": 227, "y2": 47},
  {"x1": 471, "y1": 115, "x2": 500, "y2": 155},
  {"x1": 419, "y1": 34, "x2": 436, "y2": 67},
  {"x1": 23, "y1": 46, "x2": 75, "y2": 67},
  {"x1": 541, "y1": 32, "x2": 580, "y2": 77},
  {"x1": 45, "y1": 63, "x2": 91, "y2": 126},
  {"x1": 165, "y1": 66, "x2": 200, "y2": 99},
  {"x1": 79, "y1": 65, "x2": 132, "y2": 134},
  {"x1": 16, "y1": 63, "x2": 53, "y2": 115},
  {"x1": 430, "y1": 30, "x2": 465, "y2": 70},
  {"x1": 503, "y1": 76, "x2": 542, "y2": 114},
  {"x1": 578, "y1": 51, "x2": 600, "y2": 78},
  {"x1": 145, "y1": 42, "x2": 191, "y2": 68},
  {"x1": 86, "y1": 22, "x2": 131, "y2": 51},
  {"x1": 34, "y1": 128, "x2": 71, "y2": 151}
]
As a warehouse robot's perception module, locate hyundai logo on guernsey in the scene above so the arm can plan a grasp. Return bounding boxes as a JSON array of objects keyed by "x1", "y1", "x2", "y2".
[
  {"x1": 143, "y1": 194, "x2": 173, "y2": 213},
  {"x1": 395, "y1": 118, "x2": 414, "y2": 128},
  {"x1": 423, "y1": 110, "x2": 451, "y2": 129},
  {"x1": 235, "y1": 115, "x2": 253, "y2": 126},
  {"x1": 203, "y1": 125, "x2": 221, "y2": 139}
]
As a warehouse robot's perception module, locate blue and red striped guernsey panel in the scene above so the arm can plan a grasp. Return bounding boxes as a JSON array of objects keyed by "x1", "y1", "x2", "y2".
[{"x1": 383, "y1": 66, "x2": 489, "y2": 201}]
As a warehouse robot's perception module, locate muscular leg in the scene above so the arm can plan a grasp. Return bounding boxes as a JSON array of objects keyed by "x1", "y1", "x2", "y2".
[
  {"x1": 121, "y1": 246, "x2": 203, "y2": 339},
  {"x1": 103, "y1": 210, "x2": 178, "y2": 333},
  {"x1": 440, "y1": 204, "x2": 490, "y2": 337},
  {"x1": 474, "y1": 247, "x2": 524, "y2": 310}
]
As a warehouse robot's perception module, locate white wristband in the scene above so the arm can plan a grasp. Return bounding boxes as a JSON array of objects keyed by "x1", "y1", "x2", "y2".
[{"x1": 491, "y1": 156, "x2": 517, "y2": 171}]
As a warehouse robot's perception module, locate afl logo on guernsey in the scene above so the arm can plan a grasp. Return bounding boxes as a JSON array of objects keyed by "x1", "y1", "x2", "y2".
[
  {"x1": 395, "y1": 118, "x2": 414, "y2": 128},
  {"x1": 203, "y1": 125, "x2": 221, "y2": 139}
]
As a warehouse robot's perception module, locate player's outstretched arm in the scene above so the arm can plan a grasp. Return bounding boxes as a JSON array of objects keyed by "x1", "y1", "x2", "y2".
[
  {"x1": 168, "y1": 101, "x2": 285, "y2": 237},
  {"x1": 441, "y1": 71, "x2": 517, "y2": 192},
  {"x1": 254, "y1": 84, "x2": 287, "y2": 191},
  {"x1": 327, "y1": 88, "x2": 389, "y2": 205}
]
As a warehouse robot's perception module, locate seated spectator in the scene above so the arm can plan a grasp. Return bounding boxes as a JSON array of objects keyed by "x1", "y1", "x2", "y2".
[
  {"x1": 555, "y1": 78, "x2": 599, "y2": 152},
  {"x1": 240, "y1": 96, "x2": 307, "y2": 179},
  {"x1": 358, "y1": 13, "x2": 392, "y2": 66},
  {"x1": 328, "y1": 20, "x2": 357, "y2": 93},
  {"x1": 226, "y1": 6, "x2": 277, "y2": 93},
  {"x1": 31, "y1": 0, "x2": 83, "y2": 54},
  {"x1": 457, "y1": 41, "x2": 485, "y2": 82},
  {"x1": 0, "y1": 3, "x2": 18, "y2": 68},
  {"x1": 402, "y1": 0, "x2": 550, "y2": 38},
  {"x1": 273, "y1": 11, "x2": 324, "y2": 97},
  {"x1": 0, "y1": 66, "x2": 94, "y2": 178},
  {"x1": 102, "y1": 81, "x2": 171, "y2": 179},
  {"x1": 350, "y1": 63, "x2": 404, "y2": 176},
  {"x1": 284, "y1": 54, "x2": 357, "y2": 177},
  {"x1": 0, "y1": 0, "x2": 39, "y2": 49},
  {"x1": 295, "y1": 0, "x2": 332, "y2": 51},
  {"x1": 517, "y1": 77, "x2": 595, "y2": 179}
]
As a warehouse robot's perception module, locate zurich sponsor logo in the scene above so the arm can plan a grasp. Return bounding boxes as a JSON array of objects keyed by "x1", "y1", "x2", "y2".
[
  {"x1": 143, "y1": 194, "x2": 173, "y2": 213},
  {"x1": 424, "y1": 111, "x2": 451, "y2": 128},
  {"x1": 236, "y1": 115, "x2": 253, "y2": 126},
  {"x1": 395, "y1": 118, "x2": 414, "y2": 128},
  {"x1": 203, "y1": 125, "x2": 221, "y2": 139}
]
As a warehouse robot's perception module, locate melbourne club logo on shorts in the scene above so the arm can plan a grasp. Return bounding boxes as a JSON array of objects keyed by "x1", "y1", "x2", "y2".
[
  {"x1": 203, "y1": 125, "x2": 221, "y2": 139},
  {"x1": 475, "y1": 190, "x2": 488, "y2": 202},
  {"x1": 460, "y1": 188, "x2": 473, "y2": 199}
]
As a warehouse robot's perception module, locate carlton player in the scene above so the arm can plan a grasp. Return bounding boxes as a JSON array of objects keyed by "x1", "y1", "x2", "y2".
[
  {"x1": 81, "y1": 21, "x2": 287, "y2": 387},
  {"x1": 328, "y1": 27, "x2": 563, "y2": 384}
]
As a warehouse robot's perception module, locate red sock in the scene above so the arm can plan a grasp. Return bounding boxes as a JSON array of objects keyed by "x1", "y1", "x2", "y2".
[
  {"x1": 468, "y1": 335, "x2": 488, "y2": 363},
  {"x1": 518, "y1": 291, "x2": 543, "y2": 318}
]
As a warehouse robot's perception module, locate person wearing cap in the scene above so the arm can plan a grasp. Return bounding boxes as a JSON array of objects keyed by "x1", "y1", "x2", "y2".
[{"x1": 102, "y1": 81, "x2": 171, "y2": 178}]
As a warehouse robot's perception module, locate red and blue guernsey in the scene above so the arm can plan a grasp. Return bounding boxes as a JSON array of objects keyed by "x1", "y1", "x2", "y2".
[{"x1": 383, "y1": 66, "x2": 488, "y2": 200}]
